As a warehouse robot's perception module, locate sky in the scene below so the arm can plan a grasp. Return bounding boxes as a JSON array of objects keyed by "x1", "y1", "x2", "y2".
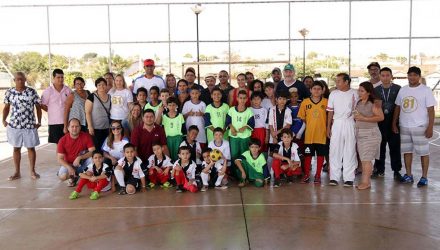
[{"x1": 0, "y1": 0, "x2": 439, "y2": 66}]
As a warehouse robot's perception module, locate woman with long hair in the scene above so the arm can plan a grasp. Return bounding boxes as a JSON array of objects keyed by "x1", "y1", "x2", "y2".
[
  {"x1": 165, "y1": 73, "x2": 177, "y2": 96},
  {"x1": 229, "y1": 73, "x2": 251, "y2": 107},
  {"x1": 122, "y1": 103, "x2": 143, "y2": 138},
  {"x1": 108, "y1": 74, "x2": 133, "y2": 121}
]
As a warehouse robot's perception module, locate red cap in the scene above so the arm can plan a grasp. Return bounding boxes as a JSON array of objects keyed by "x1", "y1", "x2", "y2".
[{"x1": 144, "y1": 59, "x2": 155, "y2": 67}]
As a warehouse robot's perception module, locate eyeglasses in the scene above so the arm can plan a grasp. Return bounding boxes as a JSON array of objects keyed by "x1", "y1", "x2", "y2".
[{"x1": 111, "y1": 126, "x2": 122, "y2": 131}]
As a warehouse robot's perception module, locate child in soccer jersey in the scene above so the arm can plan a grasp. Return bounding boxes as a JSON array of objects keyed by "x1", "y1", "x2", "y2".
[
  {"x1": 234, "y1": 138, "x2": 267, "y2": 187},
  {"x1": 205, "y1": 87, "x2": 230, "y2": 143},
  {"x1": 251, "y1": 91, "x2": 269, "y2": 152},
  {"x1": 271, "y1": 129, "x2": 302, "y2": 187},
  {"x1": 144, "y1": 86, "x2": 161, "y2": 115},
  {"x1": 182, "y1": 85, "x2": 207, "y2": 148},
  {"x1": 114, "y1": 143, "x2": 147, "y2": 195},
  {"x1": 161, "y1": 96, "x2": 186, "y2": 161},
  {"x1": 180, "y1": 125, "x2": 202, "y2": 166},
  {"x1": 69, "y1": 150, "x2": 112, "y2": 200},
  {"x1": 173, "y1": 146, "x2": 199, "y2": 193},
  {"x1": 207, "y1": 127, "x2": 231, "y2": 166},
  {"x1": 200, "y1": 148, "x2": 228, "y2": 192},
  {"x1": 226, "y1": 90, "x2": 255, "y2": 179},
  {"x1": 155, "y1": 88, "x2": 171, "y2": 124},
  {"x1": 298, "y1": 81, "x2": 328, "y2": 184},
  {"x1": 289, "y1": 88, "x2": 306, "y2": 143},
  {"x1": 268, "y1": 91, "x2": 292, "y2": 145},
  {"x1": 147, "y1": 143, "x2": 174, "y2": 189}
]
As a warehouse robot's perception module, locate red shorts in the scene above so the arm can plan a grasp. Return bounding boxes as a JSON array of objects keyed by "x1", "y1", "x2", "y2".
[{"x1": 252, "y1": 127, "x2": 267, "y2": 152}]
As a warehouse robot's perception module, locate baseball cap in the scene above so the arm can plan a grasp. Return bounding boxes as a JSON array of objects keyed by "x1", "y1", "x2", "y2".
[
  {"x1": 407, "y1": 66, "x2": 421, "y2": 76},
  {"x1": 144, "y1": 59, "x2": 155, "y2": 67},
  {"x1": 284, "y1": 63, "x2": 295, "y2": 71},
  {"x1": 367, "y1": 62, "x2": 380, "y2": 69},
  {"x1": 272, "y1": 67, "x2": 281, "y2": 74}
]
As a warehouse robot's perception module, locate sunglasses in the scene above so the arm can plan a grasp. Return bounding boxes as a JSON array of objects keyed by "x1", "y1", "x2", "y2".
[{"x1": 111, "y1": 126, "x2": 122, "y2": 131}]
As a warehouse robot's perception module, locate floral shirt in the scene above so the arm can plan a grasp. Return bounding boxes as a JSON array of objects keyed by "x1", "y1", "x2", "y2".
[{"x1": 4, "y1": 87, "x2": 40, "y2": 129}]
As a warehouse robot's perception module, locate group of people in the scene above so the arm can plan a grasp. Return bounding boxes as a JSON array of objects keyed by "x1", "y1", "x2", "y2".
[{"x1": 2, "y1": 58, "x2": 435, "y2": 200}]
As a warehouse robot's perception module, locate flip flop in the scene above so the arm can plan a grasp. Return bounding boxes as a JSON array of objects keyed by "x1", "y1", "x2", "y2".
[
  {"x1": 8, "y1": 175, "x2": 21, "y2": 181},
  {"x1": 31, "y1": 173, "x2": 40, "y2": 180}
]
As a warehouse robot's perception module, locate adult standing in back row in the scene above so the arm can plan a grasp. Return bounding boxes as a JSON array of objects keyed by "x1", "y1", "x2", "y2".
[
  {"x1": 275, "y1": 64, "x2": 310, "y2": 103},
  {"x1": 132, "y1": 59, "x2": 165, "y2": 95},
  {"x1": 41, "y1": 69, "x2": 72, "y2": 144}
]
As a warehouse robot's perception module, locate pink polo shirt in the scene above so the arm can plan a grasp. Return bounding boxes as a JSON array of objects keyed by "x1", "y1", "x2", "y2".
[{"x1": 41, "y1": 85, "x2": 72, "y2": 125}]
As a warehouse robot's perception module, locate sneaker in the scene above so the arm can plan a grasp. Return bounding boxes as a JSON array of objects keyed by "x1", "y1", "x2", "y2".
[
  {"x1": 300, "y1": 175, "x2": 310, "y2": 184},
  {"x1": 313, "y1": 177, "x2": 321, "y2": 184},
  {"x1": 273, "y1": 179, "x2": 281, "y2": 188},
  {"x1": 161, "y1": 182, "x2": 171, "y2": 188},
  {"x1": 400, "y1": 174, "x2": 414, "y2": 184},
  {"x1": 417, "y1": 177, "x2": 428, "y2": 187},
  {"x1": 69, "y1": 191, "x2": 79, "y2": 200},
  {"x1": 89, "y1": 191, "x2": 99, "y2": 200},
  {"x1": 200, "y1": 186, "x2": 208, "y2": 192},
  {"x1": 393, "y1": 171, "x2": 402, "y2": 181},
  {"x1": 215, "y1": 185, "x2": 228, "y2": 190},
  {"x1": 118, "y1": 187, "x2": 127, "y2": 195},
  {"x1": 344, "y1": 181, "x2": 354, "y2": 187},
  {"x1": 148, "y1": 182, "x2": 155, "y2": 189},
  {"x1": 176, "y1": 185, "x2": 184, "y2": 193},
  {"x1": 329, "y1": 180, "x2": 338, "y2": 186}
]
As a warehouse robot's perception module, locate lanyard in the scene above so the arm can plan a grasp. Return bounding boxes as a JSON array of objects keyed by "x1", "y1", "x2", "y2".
[{"x1": 381, "y1": 86, "x2": 391, "y2": 103}]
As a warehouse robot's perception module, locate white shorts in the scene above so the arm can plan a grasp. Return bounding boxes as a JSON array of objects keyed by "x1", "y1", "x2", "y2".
[
  {"x1": 400, "y1": 126, "x2": 430, "y2": 156},
  {"x1": 7, "y1": 126, "x2": 40, "y2": 148}
]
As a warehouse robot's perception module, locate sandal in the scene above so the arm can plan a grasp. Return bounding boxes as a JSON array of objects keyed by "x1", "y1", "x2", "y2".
[{"x1": 8, "y1": 174, "x2": 21, "y2": 181}]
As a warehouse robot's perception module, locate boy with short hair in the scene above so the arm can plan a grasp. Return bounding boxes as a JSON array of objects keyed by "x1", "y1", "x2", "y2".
[
  {"x1": 173, "y1": 146, "x2": 198, "y2": 193},
  {"x1": 136, "y1": 87, "x2": 148, "y2": 110},
  {"x1": 207, "y1": 127, "x2": 231, "y2": 166},
  {"x1": 205, "y1": 87, "x2": 229, "y2": 143},
  {"x1": 234, "y1": 138, "x2": 266, "y2": 187},
  {"x1": 144, "y1": 86, "x2": 161, "y2": 114},
  {"x1": 69, "y1": 150, "x2": 112, "y2": 200},
  {"x1": 180, "y1": 125, "x2": 202, "y2": 165},
  {"x1": 161, "y1": 96, "x2": 185, "y2": 161},
  {"x1": 251, "y1": 91, "x2": 269, "y2": 152},
  {"x1": 298, "y1": 81, "x2": 328, "y2": 184},
  {"x1": 155, "y1": 88, "x2": 171, "y2": 124},
  {"x1": 147, "y1": 143, "x2": 173, "y2": 188},
  {"x1": 200, "y1": 148, "x2": 228, "y2": 191},
  {"x1": 289, "y1": 88, "x2": 305, "y2": 142},
  {"x1": 114, "y1": 143, "x2": 147, "y2": 195},
  {"x1": 271, "y1": 129, "x2": 301, "y2": 187},
  {"x1": 268, "y1": 91, "x2": 292, "y2": 145},
  {"x1": 262, "y1": 82, "x2": 276, "y2": 110},
  {"x1": 182, "y1": 85, "x2": 207, "y2": 148}
]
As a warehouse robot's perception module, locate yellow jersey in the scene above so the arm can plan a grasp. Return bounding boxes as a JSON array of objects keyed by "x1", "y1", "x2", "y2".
[{"x1": 298, "y1": 97, "x2": 328, "y2": 144}]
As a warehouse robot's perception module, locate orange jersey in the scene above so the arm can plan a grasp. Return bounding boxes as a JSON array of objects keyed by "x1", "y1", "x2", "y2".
[{"x1": 298, "y1": 97, "x2": 328, "y2": 144}]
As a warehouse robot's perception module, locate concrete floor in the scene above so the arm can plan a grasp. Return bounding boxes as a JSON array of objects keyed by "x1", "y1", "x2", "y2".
[{"x1": 1, "y1": 140, "x2": 440, "y2": 250}]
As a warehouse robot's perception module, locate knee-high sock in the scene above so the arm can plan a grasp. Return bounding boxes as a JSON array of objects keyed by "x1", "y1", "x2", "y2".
[
  {"x1": 315, "y1": 156, "x2": 325, "y2": 179},
  {"x1": 201, "y1": 172, "x2": 209, "y2": 186},
  {"x1": 304, "y1": 156, "x2": 312, "y2": 177},
  {"x1": 114, "y1": 169, "x2": 125, "y2": 187},
  {"x1": 215, "y1": 174, "x2": 225, "y2": 186}
]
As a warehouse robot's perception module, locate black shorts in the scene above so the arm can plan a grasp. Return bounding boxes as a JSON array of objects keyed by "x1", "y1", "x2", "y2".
[
  {"x1": 48, "y1": 124, "x2": 65, "y2": 144},
  {"x1": 125, "y1": 176, "x2": 140, "y2": 188},
  {"x1": 304, "y1": 143, "x2": 328, "y2": 156}
]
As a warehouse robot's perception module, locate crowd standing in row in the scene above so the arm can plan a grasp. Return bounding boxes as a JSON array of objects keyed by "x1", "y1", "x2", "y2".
[{"x1": 2, "y1": 59, "x2": 435, "y2": 200}]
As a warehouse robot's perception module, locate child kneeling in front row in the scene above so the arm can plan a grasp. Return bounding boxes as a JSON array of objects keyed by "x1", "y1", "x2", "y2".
[
  {"x1": 200, "y1": 148, "x2": 228, "y2": 192},
  {"x1": 114, "y1": 143, "x2": 147, "y2": 195},
  {"x1": 69, "y1": 150, "x2": 112, "y2": 200},
  {"x1": 234, "y1": 138, "x2": 267, "y2": 187},
  {"x1": 147, "y1": 143, "x2": 173, "y2": 188},
  {"x1": 173, "y1": 146, "x2": 199, "y2": 193}
]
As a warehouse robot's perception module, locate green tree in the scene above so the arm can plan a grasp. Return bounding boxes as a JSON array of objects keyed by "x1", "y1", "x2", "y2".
[
  {"x1": 64, "y1": 71, "x2": 83, "y2": 88},
  {"x1": 11, "y1": 52, "x2": 48, "y2": 86},
  {"x1": 375, "y1": 53, "x2": 389, "y2": 62}
]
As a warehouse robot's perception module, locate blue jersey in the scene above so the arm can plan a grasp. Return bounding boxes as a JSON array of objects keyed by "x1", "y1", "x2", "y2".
[{"x1": 289, "y1": 105, "x2": 304, "y2": 135}]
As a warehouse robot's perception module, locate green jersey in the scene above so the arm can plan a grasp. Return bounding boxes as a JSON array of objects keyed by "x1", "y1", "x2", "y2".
[
  {"x1": 144, "y1": 101, "x2": 161, "y2": 114},
  {"x1": 205, "y1": 102, "x2": 229, "y2": 142},
  {"x1": 226, "y1": 107, "x2": 254, "y2": 138},
  {"x1": 240, "y1": 150, "x2": 266, "y2": 174},
  {"x1": 162, "y1": 113, "x2": 184, "y2": 136}
]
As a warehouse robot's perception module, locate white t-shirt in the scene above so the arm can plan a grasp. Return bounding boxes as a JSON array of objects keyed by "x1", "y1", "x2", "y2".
[
  {"x1": 146, "y1": 154, "x2": 173, "y2": 169},
  {"x1": 83, "y1": 163, "x2": 112, "y2": 181},
  {"x1": 117, "y1": 156, "x2": 145, "y2": 179},
  {"x1": 182, "y1": 100, "x2": 207, "y2": 143},
  {"x1": 132, "y1": 75, "x2": 165, "y2": 94},
  {"x1": 109, "y1": 88, "x2": 133, "y2": 120},
  {"x1": 262, "y1": 98, "x2": 274, "y2": 111},
  {"x1": 327, "y1": 89, "x2": 358, "y2": 120},
  {"x1": 208, "y1": 140, "x2": 231, "y2": 162},
  {"x1": 173, "y1": 160, "x2": 197, "y2": 180},
  {"x1": 268, "y1": 106, "x2": 292, "y2": 143},
  {"x1": 101, "y1": 137, "x2": 129, "y2": 160},
  {"x1": 395, "y1": 84, "x2": 436, "y2": 127},
  {"x1": 251, "y1": 107, "x2": 269, "y2": 129}
]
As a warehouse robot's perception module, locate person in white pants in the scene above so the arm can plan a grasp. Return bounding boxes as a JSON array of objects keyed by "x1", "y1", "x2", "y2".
[{"x1": 326, "y1": 73, "x2": 359, "y2": 186}]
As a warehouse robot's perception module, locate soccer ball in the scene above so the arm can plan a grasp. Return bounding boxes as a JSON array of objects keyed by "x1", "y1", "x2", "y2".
[{"x1": 210, "y1": 149, "x2": 223, "y2": 162}]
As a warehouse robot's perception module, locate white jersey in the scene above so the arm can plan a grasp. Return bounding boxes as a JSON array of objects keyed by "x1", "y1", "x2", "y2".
[
  {"x1": 268, "y1": 106, "x2": 292, "y2": 143},
  {"x1": 180, "y1": 140, "x2": 202, "y2": 165},
  {"x1": 274, "y1": 141, "x2": 301, "y2": 162},
  {"x1": 251, "y1": 107, "x2": 269, "y2": 129},
  {"x1": 146, "y1": 154, "x2": 173, "y2": 169},
  {"x1": 208, "y1": 140, "x2": 231, "y2": 162},
  {"x1": 182, "y1": 100, "x2": 207, "y2": 143},
  {"x1": 395, "y1": 84, "x2": 436, "y2": 128},
  {"x1": 117, "y1": 156, "x2": 145, "y2": 179},
  {"x1": 327, "y1": 89, "x2": 358, "y2": 120},
  {"x1": 83, "y1": 163, "x2": 112, "y2": 181},
  {"x1": 173, "y1": 160, "x2": 197, "y2": 180},
  {"x1": 202, "y1": 159, "x2": 225, "y2": 172},
  {"x1": 132, "y1": 75, "x2": 165, "y2": 94},
  {"x1": 108, "y1": 88, "x2": 133, "y2": 120},
  {"x1": 262, "y1": 98, "x2": 275, "y2": 111},
  {"x1": 101, "y1": 138, "x2": 129, "y2": 160}
]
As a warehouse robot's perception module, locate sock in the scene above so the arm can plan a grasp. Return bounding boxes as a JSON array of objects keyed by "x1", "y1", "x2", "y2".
[
  {"x1": 315, "y1": 156, "x2": 324, "y2": 179},
  {"x1": 114, "y1": 169, "x2": 125, "y2": 187},
  {"x1": 304, "y1": 156, "x2": 312, "y2": 177},
  {"x1": 200, "y1": 172, "x2": 209, "y2": 186},
  {"x1": 215, "y1": 174, "x2": 225, "y2": 186}
]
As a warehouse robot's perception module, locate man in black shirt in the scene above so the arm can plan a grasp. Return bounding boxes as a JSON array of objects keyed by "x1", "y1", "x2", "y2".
[{"x1": 275, "y1": 64, "x2": 310, "y2": 102}]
